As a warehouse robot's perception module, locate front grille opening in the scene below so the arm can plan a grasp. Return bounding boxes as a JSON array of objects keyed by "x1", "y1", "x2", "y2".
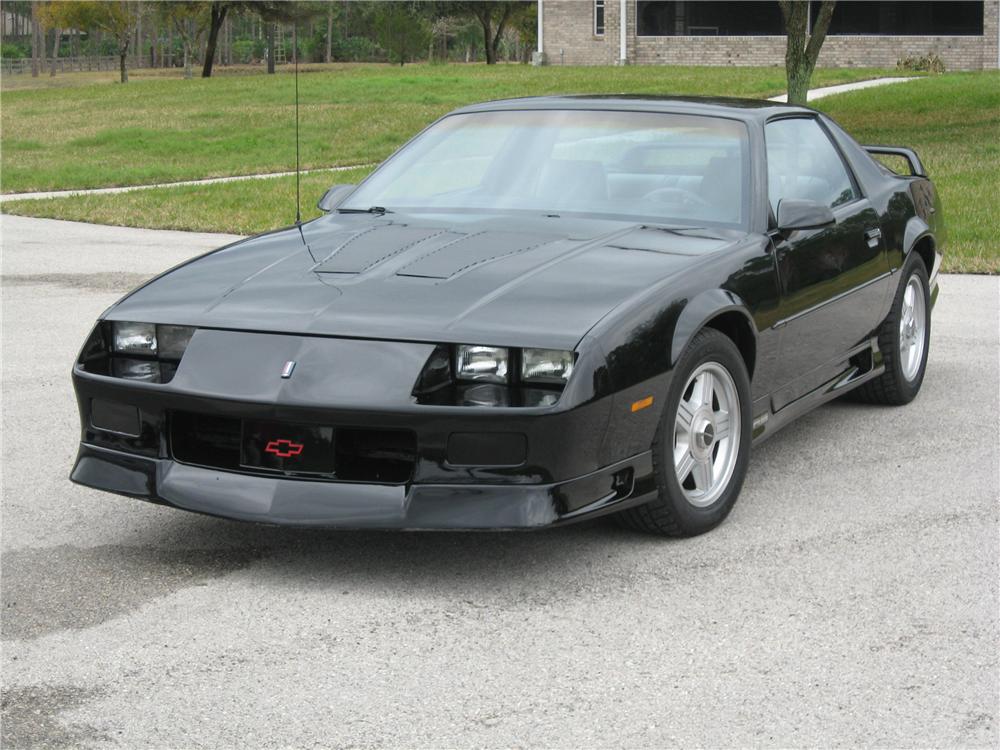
[
  {"x1": 171, "y1": 412, "x2": 241, "y2": 471},
  {"x1": 335, "y1": 429, "x2": 417, "y2": 484},
  {"x1": 169, "y1": 412, "x2": 416, "y2": 484}
]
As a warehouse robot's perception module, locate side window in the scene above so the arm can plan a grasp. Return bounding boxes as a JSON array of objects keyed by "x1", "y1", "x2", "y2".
[{"x1": 765, "y1": 118, "x2": 858, "y2": 215}]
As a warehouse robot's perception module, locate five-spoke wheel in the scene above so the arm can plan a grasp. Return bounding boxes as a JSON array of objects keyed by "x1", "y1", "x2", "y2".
[
  {"x1": 899, "y1": 275, "x2": 927, "y2": 383},
  {"x1": 673, "y1": 363, "x2": 741, "y2": 508},
  {"x1": 617, "y1": 328, "x2": 751, "y2": 537}
]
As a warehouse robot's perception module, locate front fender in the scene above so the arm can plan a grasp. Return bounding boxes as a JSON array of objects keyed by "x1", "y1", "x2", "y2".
[
  {"x1": 670, "y1": 289, "x2": 757, "y2": 368},
  {"x1": 590, "y1": 289, "x2": 757, "y2": 467}
]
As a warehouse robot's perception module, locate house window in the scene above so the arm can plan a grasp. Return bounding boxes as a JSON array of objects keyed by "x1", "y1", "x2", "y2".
[
  {"x1": 637, "y1": 1, "x2": 784, "y2": 36},
  {"x1": 815, "y1": 1, "x2": 984, "y2": 36},
  {"x1": 633, "y1": 1, "x2": 985, "y2": 37},
  {"x1": 595, "y1": 0, "x2": 606, "y2": 35}
]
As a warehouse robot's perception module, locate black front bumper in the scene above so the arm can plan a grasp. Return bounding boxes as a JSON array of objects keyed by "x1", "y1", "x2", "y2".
[
  {"x1": 72, "y1": 443, "x2": 655, "y2": 529},
  {"x1": 70, "y1": 329, "x2": 666, "y2": 529}
]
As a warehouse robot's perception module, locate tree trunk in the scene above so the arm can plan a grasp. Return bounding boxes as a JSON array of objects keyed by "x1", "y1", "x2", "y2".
[
  {"x1": 325, "y1": 5, "x2": 333, "y2": 63},
  {"x1": 266, "y1": 23, "x2": 275, "y2": 74},
  {"x1": 780, "y1": 0, "x2": 837, "y2": 105},
  {"x1": 480, "y1": 17, "x2": 494, "y2": 64},
  {"x1": 492, "y1": 6, "x2": 514, "y2": 65},
  {"x1": 202, "y1": 3, "x2": 228, "y2": 77},
  {"x1": 119, "y1": 41, "x2": 129, "y2": 83},
  {"x1": 30, "y1": 2, "x2": 40, "y2": 77},
  {"x1": 49, "y1": 26, "x2": 59, "y2": 77}
]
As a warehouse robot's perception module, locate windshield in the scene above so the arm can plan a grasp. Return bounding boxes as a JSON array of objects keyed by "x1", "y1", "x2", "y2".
[{"x1": 343, "y1": 109, "x2": 750, "y2": 228}]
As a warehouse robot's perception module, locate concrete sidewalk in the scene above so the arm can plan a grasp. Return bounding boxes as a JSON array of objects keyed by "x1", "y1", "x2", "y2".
[
  {"x1": 0, "y1": 163, "x2": 369, "y2": 204},
  {"x1": 767, "y1": 75, "x2": 917, "y2": 103}
]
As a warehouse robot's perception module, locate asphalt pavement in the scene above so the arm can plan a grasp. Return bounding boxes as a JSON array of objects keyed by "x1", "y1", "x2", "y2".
[{"x1": 1, "y1": 214, "x2": 997, "y2": 748}]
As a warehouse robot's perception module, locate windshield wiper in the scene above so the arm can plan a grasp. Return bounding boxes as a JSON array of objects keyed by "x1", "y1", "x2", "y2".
[
  {"x1": 338, "y1": 206, "x2": 392, "y2": 215},
  {"x1": 643, "y1": 224, "x2": 708, "y2": 233}
]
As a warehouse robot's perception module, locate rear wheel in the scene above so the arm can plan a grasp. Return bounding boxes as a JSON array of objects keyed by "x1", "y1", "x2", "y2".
[
  {"x1": 618, "y1": 329, "x2": 752, "y2": 537},
  {"x1": 852, "y1": 253, "x2": 931, "y2": 405}
]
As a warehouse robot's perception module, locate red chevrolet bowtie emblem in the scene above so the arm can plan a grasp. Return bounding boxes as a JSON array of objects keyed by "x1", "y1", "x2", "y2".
[{"x1": 264, "y1": 439, "x2": 304, "y2": 458}]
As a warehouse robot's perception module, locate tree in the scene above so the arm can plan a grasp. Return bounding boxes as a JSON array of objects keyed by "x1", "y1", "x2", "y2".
[
  {"x1": 236, "y1": 2, "x2": 324, "y2": 75},
  {"x1": 375, "y1": 2, "x2": 431, "y2": 66},
  {"x1": 779, "y1": 0, "x2": 837, "y2": 106},
  {"x1": 201, "y1": 1, "x2": 229, "y2": 77},
  {"x1": 453, "y1": 1, "x2": 524, "y2": 64},
  {"x1": 30, "y1": 1, "x2": 41, "y2": 77},
  {"x1": 44, "y1": 1, "x2": 140, "y2": 83},
  {"x1": 158, "y1": 2, "x2": 209, "y2": 79},
  {"x1": 48, "y1": 17, "x2": 60, "y2": 76},
  {"x1": 325, "y1": 3, "x2": 333, "y2": 63},
  {"x1": 506, "y1": 1, "x2": 537, "y2": 63}
]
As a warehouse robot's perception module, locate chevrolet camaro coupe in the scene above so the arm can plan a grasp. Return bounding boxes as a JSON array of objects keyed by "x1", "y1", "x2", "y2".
[{"x1": 71, "y1": 96, "x2": 943, "y2": 536}]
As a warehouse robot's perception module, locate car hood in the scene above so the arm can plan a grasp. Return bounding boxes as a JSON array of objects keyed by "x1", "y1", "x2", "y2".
[{"x1": 108, "y1": 213, "x2": 743, "y2": 350}]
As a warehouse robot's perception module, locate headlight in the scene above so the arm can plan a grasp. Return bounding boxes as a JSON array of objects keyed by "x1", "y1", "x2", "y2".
[
  {"x1": 113, "y1": 321, "x2": 156, "y2": 355},
  {"x1": 455, "y1": 345, "x2": 509, "y2": 383},
  {"x1": 111, "y1": 322, "x2": 195, "y2": 360},
  {"x1": 157, "y1": 325, "x2": 196, "y2": 360},
  {"x1": 521, "y1": 348, "x2": 575, "y2": 385},
  {"x1": 111, "y1": 357, "x2": 162, "y2": 382},
  {"x1": 413, "y1": 343, "x2": 576, "y2": 406},
  {"x1": 413, "y1": 344, "x2": 452, "y2": 393}
]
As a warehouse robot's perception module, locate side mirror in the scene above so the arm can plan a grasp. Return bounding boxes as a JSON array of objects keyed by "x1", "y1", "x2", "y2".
[
  {"x1": 317, "y1": 184, "x2": 356, "y2": 212},
  {"x1": 776, "y1": 199, "x2": 836, "y2": 231}
]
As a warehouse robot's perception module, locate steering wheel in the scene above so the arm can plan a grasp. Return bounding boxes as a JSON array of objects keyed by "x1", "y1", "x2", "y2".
[{"x1": 641, "y1": 186, "x2": 714, "y2": 211}]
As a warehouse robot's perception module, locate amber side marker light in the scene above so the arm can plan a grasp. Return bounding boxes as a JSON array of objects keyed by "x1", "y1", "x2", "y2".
[{"x1": 631, "y1": 396, "x2": 654, "y2": 413}]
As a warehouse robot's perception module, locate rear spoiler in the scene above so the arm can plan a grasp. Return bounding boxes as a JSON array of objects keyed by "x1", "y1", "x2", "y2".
[{"x1": 863, "y1": 145, "x2": 927, "y2": 177}]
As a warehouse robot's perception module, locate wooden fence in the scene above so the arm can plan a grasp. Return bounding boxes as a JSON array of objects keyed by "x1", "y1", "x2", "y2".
[{"x1": 2, "y1": 56, "x2": 123, "y2": 75}]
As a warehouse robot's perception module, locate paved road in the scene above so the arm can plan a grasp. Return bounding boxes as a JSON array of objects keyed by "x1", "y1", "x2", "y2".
[{"x1": 2, "y1": 215, "x2": 997, "y2": 748}]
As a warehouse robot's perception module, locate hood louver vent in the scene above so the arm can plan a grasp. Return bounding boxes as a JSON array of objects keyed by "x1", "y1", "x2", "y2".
[
  {"x1": 314, "y1": 225, "x2": 447, "y2": 274},
  {"x1": 396, "y1": 231, "x2": 553, "y2": 280}
]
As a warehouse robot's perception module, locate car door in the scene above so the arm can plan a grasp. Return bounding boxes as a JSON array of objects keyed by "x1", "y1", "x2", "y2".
[{"x1": 765, "y1": 116, "x2": 891, "y2": 411}]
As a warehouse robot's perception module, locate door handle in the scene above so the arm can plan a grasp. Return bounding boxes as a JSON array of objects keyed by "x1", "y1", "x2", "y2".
[{"x1": 864, "y1": 227, "x2": 882, "y2": 247}]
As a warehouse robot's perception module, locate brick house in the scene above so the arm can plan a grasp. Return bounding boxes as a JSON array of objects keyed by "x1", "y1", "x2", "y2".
[{"x1": 538, "y1": 0, "x2": 999, "y2": 71}]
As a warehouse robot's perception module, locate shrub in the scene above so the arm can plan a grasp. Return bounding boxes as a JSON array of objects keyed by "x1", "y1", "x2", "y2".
[
  {"x1": 231, "y1": 39, "x2": 257, "y2": 64},
  {"x1": 1, "y1": 41, "x2": 31, "y2": 59},
  {"x1": 897, "y1": 53, "x2": 946, "y2": 74}
]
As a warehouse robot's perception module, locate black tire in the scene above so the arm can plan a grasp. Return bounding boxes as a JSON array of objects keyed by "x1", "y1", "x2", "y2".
[
  {"x1": 852, "y1": 253, "x2": 931, "y2": 406},
  {"x1": 617, "y1": 328, "x2": 753, "y2": 537}
]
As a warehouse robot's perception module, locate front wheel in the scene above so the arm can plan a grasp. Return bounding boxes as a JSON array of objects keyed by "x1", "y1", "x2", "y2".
[{"x1": 617, "y1": 329, "x2": 752, "y2": 537}]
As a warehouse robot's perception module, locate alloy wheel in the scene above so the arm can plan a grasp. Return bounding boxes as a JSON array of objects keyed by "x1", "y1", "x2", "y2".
[
  {"x1": 673, "y1": 361, "x2": 741, "y2": 508},
  {"x1": 899, "y1": 274, "x2": 927, "y2": 382}
]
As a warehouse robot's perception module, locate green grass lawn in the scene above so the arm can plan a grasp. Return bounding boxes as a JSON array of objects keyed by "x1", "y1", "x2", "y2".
[
  {"x1": 1, "y1": 168, "x2": 375, "y2": 236},
  {"x1": 814, "y1": 73, "x2": 999, "y2": 274},
  {"x1": 3, "y1": 66, "x2": 996, "y2": 273},
  {"x1": 1, "y1": 62, "x2": 897, "y2": 193}
]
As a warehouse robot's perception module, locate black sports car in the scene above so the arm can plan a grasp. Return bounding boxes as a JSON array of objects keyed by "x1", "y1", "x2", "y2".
[{"x1": 71, "y1": 96, "x2": 943, "y2": 536}]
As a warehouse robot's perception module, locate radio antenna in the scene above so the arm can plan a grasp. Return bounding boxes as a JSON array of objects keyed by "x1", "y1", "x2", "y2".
[{"x1": 293, "y1": 20, "x2": 301, "y2": 225}]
